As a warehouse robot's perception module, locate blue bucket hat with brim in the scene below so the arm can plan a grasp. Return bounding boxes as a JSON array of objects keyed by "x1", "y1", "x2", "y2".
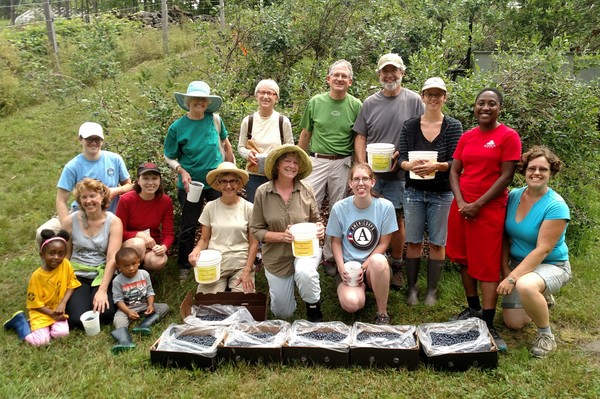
[{"x1": 174, "y1": 81, "x2": 223, "y2": 113}]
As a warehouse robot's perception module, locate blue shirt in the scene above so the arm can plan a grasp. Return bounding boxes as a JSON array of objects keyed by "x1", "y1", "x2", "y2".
[
  {"x1": 327, "y1": 196, "x2": 398, "y2": 263},
  {"x1": 57, "y1": 151, "x2": 130, "y2": 213},
  {"x1": 505, "y1": 187, "x2": 570, "y2": 263}
]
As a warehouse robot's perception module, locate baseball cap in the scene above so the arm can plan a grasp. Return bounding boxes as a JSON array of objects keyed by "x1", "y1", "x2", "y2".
[
  {"x1": 78, "y1": 122, "x2": 104, "y2": 139},
  {"x1": 376, "y1": 53, "x2": 406, "y2": 72}
]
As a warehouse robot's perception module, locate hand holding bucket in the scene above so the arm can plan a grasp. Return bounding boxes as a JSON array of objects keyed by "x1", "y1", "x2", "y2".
[
  {"x1": 343, "y1": 261, "x2": 363, "y2": 287},
  {"x1": 187, "y1": 181, "x2": 204, "y2": 203},
  {"x1": 289, "y1": 223, "x2": 318, "y2": 258},
  {"x1": 408, "y1": 151, "x2": 438, "y2": 180}
]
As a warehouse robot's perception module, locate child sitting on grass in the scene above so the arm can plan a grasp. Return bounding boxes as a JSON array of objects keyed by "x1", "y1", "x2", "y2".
[{"x1": 4, "y1": 229, "x2": 81, "y2": 346}]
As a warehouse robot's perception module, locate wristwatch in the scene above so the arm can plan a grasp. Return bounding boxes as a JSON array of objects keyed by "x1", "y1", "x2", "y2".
[{"x1": 507, "y1": 276, "x2": 516, "y2": 285}]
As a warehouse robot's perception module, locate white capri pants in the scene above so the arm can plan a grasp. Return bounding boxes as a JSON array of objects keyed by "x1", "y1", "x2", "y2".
[{"x1": 264, "y1": 249, "x2": 321, "y2": 319}]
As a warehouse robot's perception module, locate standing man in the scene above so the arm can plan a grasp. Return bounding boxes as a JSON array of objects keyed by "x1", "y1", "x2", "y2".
[
  {"x1": 299, "y1": 59, "x2": 362, "y2": 276},
  {"x1": 354, "y1": 53, "x2": 424, "y2": 289},
  {"x1": 36, "y1": 122, "x2": 132, "y2": 245}
]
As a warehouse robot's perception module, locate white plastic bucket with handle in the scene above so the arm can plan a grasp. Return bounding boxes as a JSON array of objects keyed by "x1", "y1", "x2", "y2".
[
  {"x1": 344, "y1": 261, "x2": 362, "y2": 287},
  {"x1": 290, "y1": 223, "x2": 318, "y2": 258},
  {"x1": 80, "y1": 310, "x2": 101, "y2": 336},
  {"x1": 194, "y1": 249, "x2": 222, "y2": 284},
  {"x1": 187, "y1": 181, "x2": 204, "y2": 203},
  {"x1": 408, "y1": 151, "x2": 438, "y2": 180},
  {"x1": 367, "y1": 143, "x2": 395, "y2": 172}
]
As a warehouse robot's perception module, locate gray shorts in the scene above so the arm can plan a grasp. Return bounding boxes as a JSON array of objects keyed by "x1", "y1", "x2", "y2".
[{"x1": 502, "y1": 259, "x2": 571, "y2": 309}]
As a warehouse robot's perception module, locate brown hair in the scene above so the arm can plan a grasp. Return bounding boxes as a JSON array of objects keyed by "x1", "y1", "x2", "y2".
[
  {"x1": 134, "y1": 172, "x2": 164, "y2": 197},
  {"x1": 73, "y1": 178, "x2": 111, "y2": 210},
  {"x1": 349, "y1": 163, "x2": 379, "y2": 197},
  {"x1": 517, "y1": 145, "x2": 562, "y2": 176}
]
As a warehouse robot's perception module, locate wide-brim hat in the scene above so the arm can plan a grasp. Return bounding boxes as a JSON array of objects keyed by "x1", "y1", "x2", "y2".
[
  {"x1": 206, "y1": 162, "x2": 249, "y2": 191},
  {"x1": 174, "y1": 81, "x2": 223, "y2": 113},
  {"x1": 264, "y1": 144, "x2": 312, "y2": 181}
]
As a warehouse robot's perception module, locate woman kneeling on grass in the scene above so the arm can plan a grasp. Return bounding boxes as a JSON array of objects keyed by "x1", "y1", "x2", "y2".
[
  {"x1": 498, "y1": 146, "x2": 571, "y2": 358},
  {"x1": 326, "y1": 163, "x2": 397, "y2": 325},
  {"x1": 4, "y1": 229, "x2": 81, "y2": 345}
]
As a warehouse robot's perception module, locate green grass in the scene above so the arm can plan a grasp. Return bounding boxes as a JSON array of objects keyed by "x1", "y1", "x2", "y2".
[{"x1": 1, "y1": 45, "x2": 600, "y2": 399}]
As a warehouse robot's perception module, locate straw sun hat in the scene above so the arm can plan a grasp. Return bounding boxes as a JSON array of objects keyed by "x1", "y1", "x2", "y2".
[
  {"x1": 264, "y1": 144, "x2": 312, "y2": 180},
  {"x1": 174, "y1": 81, "x2": 223, "y2": 113},
  {"x1": 206, "y1": 162, "x2": 249, "y2": 191}
]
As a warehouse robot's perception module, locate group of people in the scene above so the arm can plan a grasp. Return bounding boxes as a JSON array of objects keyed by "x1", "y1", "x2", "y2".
[{"x1": 4, "y1": 54, "x2": 571, "y2": 359}]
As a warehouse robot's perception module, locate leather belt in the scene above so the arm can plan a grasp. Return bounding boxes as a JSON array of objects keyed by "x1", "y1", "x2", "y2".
[{"x1": 310, "y1": 152, "x2": 351, "y2": 160}]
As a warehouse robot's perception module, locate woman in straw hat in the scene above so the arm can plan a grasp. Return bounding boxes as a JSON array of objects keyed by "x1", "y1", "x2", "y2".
[
  {"x1": 188, "y1": 162, "x2": 257, "y2": 293},
  {"x1": 164, "y1": 81, "x2": 235, "y2": 282},
  {"x1": 398, "y1": 77, "x2": 463, "y2": 306},
  {"x1": 237, "y1": 79, "x2": 294, "y2": 202},
  {"x1": 250, "y1": 145, "x2": 325, "y2": 322}
]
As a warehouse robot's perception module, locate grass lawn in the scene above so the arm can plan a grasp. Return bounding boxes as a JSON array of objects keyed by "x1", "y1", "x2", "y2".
[{"x1": 1, "y1": 90, "x2": 600, "y2": 399}]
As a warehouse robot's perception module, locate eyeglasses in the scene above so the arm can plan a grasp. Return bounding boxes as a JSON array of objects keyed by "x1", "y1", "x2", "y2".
[
  {"x1": 526, "y1": 166, "x2": 550, "y2": 174},
  {"x1": 218, "y1": 179, "x2": 240, "y2": 186},
  {"x1": 84, "y1": 137, "x2": 103, "y2": 143},
  {"x1": 330, "y1": 73, "x2": 351, "y2": 80},
  {"x1": 257, "y1": 90, "x2": 277, "y2": 97},
  {"x1": 351, "y1": 177, "x2": 372, "y2": 184},
  {"x1": 424, "y1": 92, "x2": 445, "y2": 99}
]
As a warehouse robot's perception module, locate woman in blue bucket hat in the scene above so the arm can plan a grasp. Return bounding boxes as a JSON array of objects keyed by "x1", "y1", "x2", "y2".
[{"x1": 164, "y1": 81, "x2": 235, "y2": 282}]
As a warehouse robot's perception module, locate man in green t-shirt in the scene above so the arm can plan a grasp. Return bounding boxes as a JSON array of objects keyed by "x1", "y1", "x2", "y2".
[{"x1": 299, "y1": 60, "x2": 362, "y2": 276}]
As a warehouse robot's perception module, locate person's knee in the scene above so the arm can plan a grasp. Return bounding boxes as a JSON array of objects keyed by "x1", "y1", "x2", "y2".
[
  {"x1": 502, "y1": 309, "x2": 529, "y2": 330},
  {"x1": 369, "y1": 254, "x2": 389, "y2": 273},
  {"x1": 339, "y1": 294, "x2": 364, "y2": 313}
]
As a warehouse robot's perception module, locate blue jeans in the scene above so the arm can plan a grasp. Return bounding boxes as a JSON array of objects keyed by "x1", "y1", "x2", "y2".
[
  {"x1": 403, "y1": 186, "x2": 453, "y2": 246},
  {"x1": 177, "y1": 187, "x2": 221, "y2": 269},
  {"x1": 245, "y1": 174, "x2": 269, "y2": 203},
  {"x1": 373, "y1": 176, "x2": 405, "y2": 209}
]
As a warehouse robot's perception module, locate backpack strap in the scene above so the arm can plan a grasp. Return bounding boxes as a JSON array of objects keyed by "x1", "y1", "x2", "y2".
[
  {"x1": 278, "y1": 115, "x2": 284, "y2": 144},
  {"x1": 247, "y1": 114, "x2": 254, "y2": 140}
]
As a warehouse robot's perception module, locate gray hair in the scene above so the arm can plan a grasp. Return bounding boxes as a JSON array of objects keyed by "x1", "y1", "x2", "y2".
[
  {"x1": 328, "y1": 59, "x2": 353, "y2": 80},
  {"x1": 254, "y1": 79, "x2": 280, "y2": 97}
]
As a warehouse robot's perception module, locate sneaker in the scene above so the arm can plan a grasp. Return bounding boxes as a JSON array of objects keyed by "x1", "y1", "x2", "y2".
[
  {"x1": 449, "y1": 307, "x2": 483, "y2": 321},
  {"x1": 544, "y1": 293, "x2": 556, "y2": 308},
  {"x1": 390, "y1": 267, "x2": 404, "y2": 290},
  {"x1": 530, "y1": 332, "x2": 557, "y2": 358},
  {"x1": 323, "y1": 260, "x2": 337, "y2": 277},
  {"x1": 489, "y1": 327, "x2": 508, "y2": 352},
  {"x1": 179, "y1": 268, "x2": 190, "y2": 283},
  {"x1": 374, "y1": 313, "x2": 390, "y2": 325}
]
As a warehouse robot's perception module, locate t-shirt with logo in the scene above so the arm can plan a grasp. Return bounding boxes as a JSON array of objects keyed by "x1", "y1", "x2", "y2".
[
  {"x1": 326, "y1": 196, "x2": 398, "y2": 263},
  {"x1": 452, "y1": 123, "x2": 521, "y2": 206}
]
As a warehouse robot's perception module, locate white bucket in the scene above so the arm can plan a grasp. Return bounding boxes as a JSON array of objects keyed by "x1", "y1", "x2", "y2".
[
  {"x1": 367, "y1": 143, "x2": 395, "y2": 173},
  {"x1": 187, "y1": 181, "x2": 204, "y2": 203},
  {"x1": 194, "y1": 249, "x2": 222, "y2": 284},
  {"x1": 290, "y1": 223, "x2": 318, "y2": 258},
  {"x1": 344, "y1": 261, "x2": 362, "y2": 287},
  {"x1": 408, "y1": 151, "x2": 438, "y2": 180},
  {"x1": 256, "y1": 153, "x2": 268, "y2": 175},
  {"x1": 80, "y1": 310, "x2": 101, "y2": 336}
]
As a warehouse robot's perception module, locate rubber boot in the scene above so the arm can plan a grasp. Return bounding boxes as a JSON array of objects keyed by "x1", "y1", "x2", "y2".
[
  {"x1": 306, "y1": 301, "x2": 323, "y2": 323},
  {"x1": 111, "y1": 327, "x2": 136, "y2": 354},
  {"x1": 424, "y1": 259, "x2": 445, "y2": 306},
  {"x1": 4, "y1": 311, "x2": 31, "y2": 340},
  {"x1": 405, "y1": 258, "x2": 420, "y2": 306},
  {"x1": 132, "y1": 312, "x2": 160, "y2": 336}
]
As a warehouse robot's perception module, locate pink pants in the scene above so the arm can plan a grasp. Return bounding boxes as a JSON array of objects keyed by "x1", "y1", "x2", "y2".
[{"x1": 25, "y1": 320, "x2": 70, "y2": 346}]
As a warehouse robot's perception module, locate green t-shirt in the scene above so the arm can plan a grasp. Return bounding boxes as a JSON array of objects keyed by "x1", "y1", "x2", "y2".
[
  {"x1": 300, "y1": 92, "x2": 362, "y2": 155},
  {"x1": 164, "y1": 113, "x2": 228, "y2": 188}
]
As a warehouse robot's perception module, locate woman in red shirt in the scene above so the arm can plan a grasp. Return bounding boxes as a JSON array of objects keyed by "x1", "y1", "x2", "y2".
[
  {"x1": 116, "y1": 162, "x2": 174, "y2": 272},
  {"x1": 446, "y1": 88, "x2": 521, "y2": 351}
]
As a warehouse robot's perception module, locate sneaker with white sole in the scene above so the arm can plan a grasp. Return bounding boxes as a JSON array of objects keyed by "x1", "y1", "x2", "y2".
[
  {"x1": 489, "y1": 327, "x2": 508, "y2": 352},
  {"x1": 530, "y1": 332, "x2": 556, "y2": 358},
  {"x1": 449, "y1": 307, "x2": 483, "y2": 321}
]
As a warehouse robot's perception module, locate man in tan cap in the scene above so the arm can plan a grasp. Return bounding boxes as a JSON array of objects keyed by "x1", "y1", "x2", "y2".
[{"x1": 353, "y1": 53, "x2": 424, "y2": 290}]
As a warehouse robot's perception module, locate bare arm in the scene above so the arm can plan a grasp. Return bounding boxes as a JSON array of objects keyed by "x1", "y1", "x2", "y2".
[
  {"x1": 222, "y1": 137, "x2": 235, "y2": 162},
  {"x1": 188, "y1": 224, "x2": 211, "y2": 265},
  {"x1": 498, "y1": 219, "x2": 567, "y2": 295},
  {"x1": 93, "y1": 215, "x2": 123, "y2": 313},
  {"x1": 56, "y1": 189, "x2": 71, "y2": 224},
  {"x1": 354, "y1": 134, "x2": 367, "y2": 163},
  {"x1": 298, "y1": 129, "x2": 312, "y2": 152},
  {"x1": 109, "y1": 178, "x2": 133, "y2": 201}
]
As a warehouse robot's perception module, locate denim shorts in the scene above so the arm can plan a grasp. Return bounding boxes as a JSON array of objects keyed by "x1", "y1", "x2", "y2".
[
  {"x1": 373, "y1": 176, "x2": 405, "y2": 210},
  {"x1": 403, "y1": 186, "x2": 453, "y2": 246},
  {"x1": 502, "y1": 259, "x2": 572, "y2": 309}
]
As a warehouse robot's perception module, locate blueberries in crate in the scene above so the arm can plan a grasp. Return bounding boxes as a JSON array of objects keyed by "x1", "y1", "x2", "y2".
[
  {"x1": 299, "y1": 331, "x2": 348, "y2": 343},
  {"x1": 430, "y1": 330, "x2": 481, "y2": 347},
  {"x1": 176, "y1": 335, "x2": 218, "y2": 347}
]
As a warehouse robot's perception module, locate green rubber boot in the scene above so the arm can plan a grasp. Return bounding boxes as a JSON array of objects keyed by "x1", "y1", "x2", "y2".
[
  {"x1": 111, "y1": 327, "x2": 136, "y2": 354},
  {"x1": 132, "y1": 313, "x2": 160, "y2": 336}
]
